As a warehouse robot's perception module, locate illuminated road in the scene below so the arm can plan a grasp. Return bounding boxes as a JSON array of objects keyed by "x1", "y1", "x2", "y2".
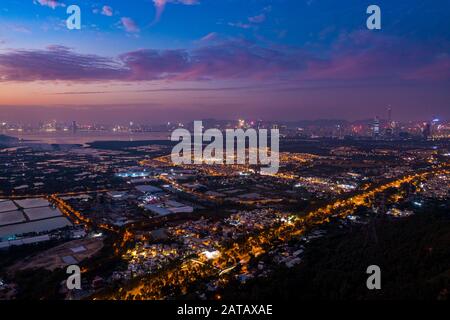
[
  {"x1": 49, "y1": 194, "x2": 119, "y2": 234},
  {"x1": 8, "y1": 188, "x2": 128, "y2": 200}
]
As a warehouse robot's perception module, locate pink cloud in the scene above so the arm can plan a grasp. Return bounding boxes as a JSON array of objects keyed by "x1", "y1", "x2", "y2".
[
  {"x1": 33, "y1": 0, "x2": 65, "y2": 9},
  {"x1": 120, "y1": 17, "x2": 140, "y2": 33},
  {"x1": 152, "y1": 0, "x2": 199, "y2": 23},
  {"x1": 101, "y1": 5, "x2": 113, "y2": 16}
]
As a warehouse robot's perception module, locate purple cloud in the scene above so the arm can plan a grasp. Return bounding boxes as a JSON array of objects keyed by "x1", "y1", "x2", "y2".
[
  {"x1": 404, "y1": 55, "x2": 450, "y2": 81},
  {"x1": 173, "y1": 40, "x2": 305, "y2": 81},
  {"x1": 0, "y1": 45, "x2": 126, "y2": 81},
  {"x1": 120, "y1": 17, "x2": 140, "y2": 33},
  {"x1": 298, "y1": 31, "x2": 450, "y2": 82},
  {"x1": 119, "y1": 49, "x2": 190, "y2": 80},
  {"x1": 0, "y1": 32, "x2": 448, "y2": 84}
]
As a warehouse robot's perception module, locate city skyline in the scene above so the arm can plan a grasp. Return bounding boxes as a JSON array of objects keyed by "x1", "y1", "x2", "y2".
[{"x1": 0, "y1": 0, "x2": 449, "y2": 123}]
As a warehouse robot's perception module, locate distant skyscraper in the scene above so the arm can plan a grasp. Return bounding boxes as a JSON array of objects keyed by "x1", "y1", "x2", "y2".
[
  {"x1": 385, "y1": 106, "x2": 394, "y2": 137},
  {"x1": 257, "y1": 120, "x2": 263, "y2": 129},
  {"x1": 373, "y1": 117, "x2": 380, "y2": 137},
  {"x1": 431, "y1": 118, "x2": 440, "y2": 138},
  {"x1": 71, "y1": 121, "x2": 77, "y2": 134},
  {"x1": 423, "y1": 122, "x2": 431, "y2": 140}
]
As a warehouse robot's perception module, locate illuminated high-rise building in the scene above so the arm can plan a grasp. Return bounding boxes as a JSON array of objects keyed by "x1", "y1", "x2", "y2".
[{"x1": 372, "y1": 117, "x2": 380, "y2": 137}]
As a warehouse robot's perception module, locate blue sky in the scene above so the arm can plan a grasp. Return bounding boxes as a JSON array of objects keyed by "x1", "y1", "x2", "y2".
[{"x1": 2, "y1": 0, "x2": 448, "y2": 51}]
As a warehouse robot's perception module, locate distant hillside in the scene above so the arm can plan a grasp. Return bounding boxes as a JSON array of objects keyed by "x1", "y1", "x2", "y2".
[{"x1": 0, "y1": 134, "x2": 19, "y2": 143}]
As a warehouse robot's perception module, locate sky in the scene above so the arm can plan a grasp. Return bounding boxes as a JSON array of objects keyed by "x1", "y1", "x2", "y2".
[{"x1": 0, "y1": 0, "x2": 449, "y2": 124}]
